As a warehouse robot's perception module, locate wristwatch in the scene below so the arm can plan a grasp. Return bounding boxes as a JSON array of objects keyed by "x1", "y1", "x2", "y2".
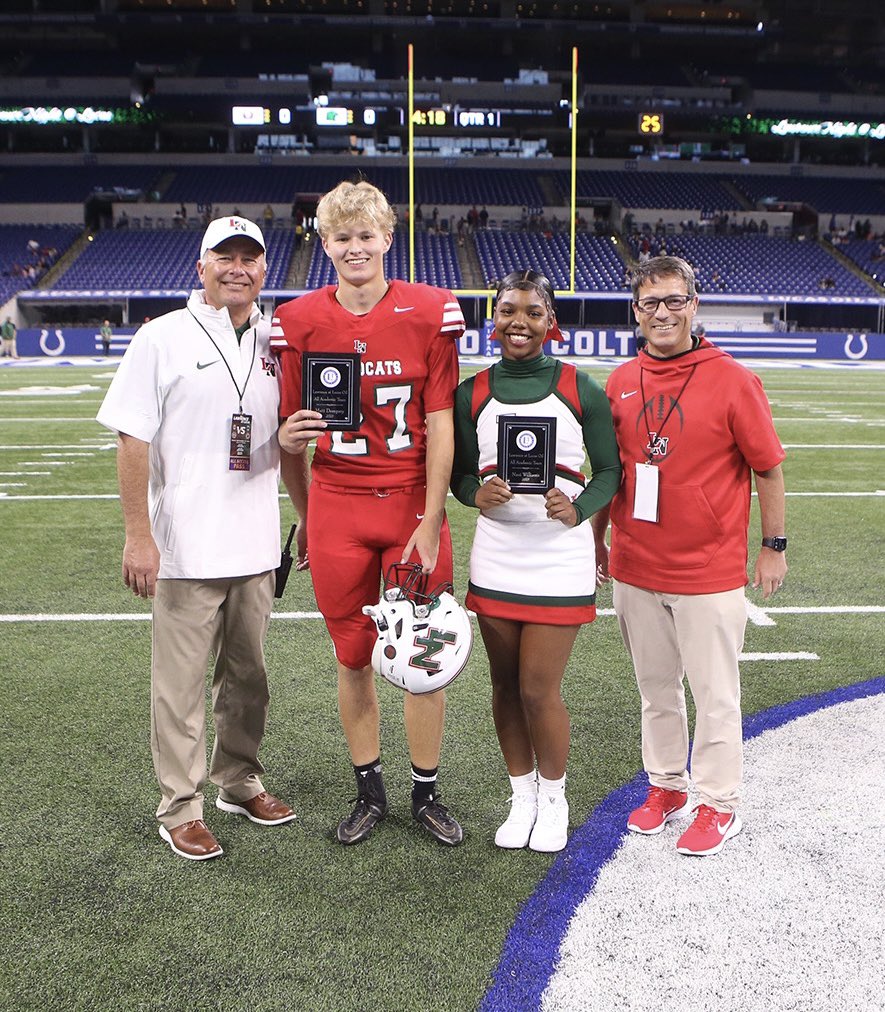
[{"x1": 761, "y1": 536, "x2": 788, "y2": 552}]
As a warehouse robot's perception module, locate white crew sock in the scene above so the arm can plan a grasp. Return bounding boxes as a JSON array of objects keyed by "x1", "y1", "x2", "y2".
[
  {"x1": 538, "y1": 773, "x2": 566, "y2": 798},
  {"x1": 509, "y1": 770, "x2": 537, "y2": 795}
]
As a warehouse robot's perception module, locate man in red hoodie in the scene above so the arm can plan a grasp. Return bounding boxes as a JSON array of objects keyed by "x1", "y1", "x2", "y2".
[{"x1": 592, "y1": 256, "x2": 787, "y2": 857}]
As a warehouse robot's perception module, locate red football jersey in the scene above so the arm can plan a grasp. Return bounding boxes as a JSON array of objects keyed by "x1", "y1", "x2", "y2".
[{"x1": 272, "y1": 279, "x2": 464, "y2": 488}]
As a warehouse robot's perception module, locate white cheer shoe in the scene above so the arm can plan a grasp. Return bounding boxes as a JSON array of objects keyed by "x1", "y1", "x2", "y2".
[
  {"x1": 529, "y1": 794, "x2": 569, "y2": 853},
  {"x1": 495, "y1": 791, "x2": 538, "y2": 849}
]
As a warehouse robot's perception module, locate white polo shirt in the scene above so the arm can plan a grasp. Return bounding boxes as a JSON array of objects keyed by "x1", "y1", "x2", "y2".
[{"x1": 97, "y1": 291, "x2": 282, "y2": 580}]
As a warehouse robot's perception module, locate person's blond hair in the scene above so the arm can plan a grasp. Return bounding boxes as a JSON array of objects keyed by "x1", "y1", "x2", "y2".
[{"x1": 316, "y1": 180, "x2": 397, "y2": 239}]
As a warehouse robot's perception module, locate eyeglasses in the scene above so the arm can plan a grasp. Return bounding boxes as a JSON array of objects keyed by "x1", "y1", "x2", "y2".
[{"x1": 634, "y1": 294, "x2": 693, "y2": 314}]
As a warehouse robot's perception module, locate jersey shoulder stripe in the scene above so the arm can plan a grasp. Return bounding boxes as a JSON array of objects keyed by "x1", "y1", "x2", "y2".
[
  {"x1": 470, "y1": 369, "x2": 493, "y2": 421},
  {"x1": 554, "y1": 361, "x2": 582, "y2": 418}
]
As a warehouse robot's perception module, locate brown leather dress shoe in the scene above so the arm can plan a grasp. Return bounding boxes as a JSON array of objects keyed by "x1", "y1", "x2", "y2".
[
  {"x1": 158, "y1": 819, "x2": 223, "y2": 861},
  {"x1": 215, "y1": 791, "x2": 296, "y2": 826}
]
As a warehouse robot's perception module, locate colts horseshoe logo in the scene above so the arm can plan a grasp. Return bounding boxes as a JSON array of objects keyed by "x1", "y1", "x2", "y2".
[{"x1": 843, "y1": 333, "x2": 868, "y2": 360}]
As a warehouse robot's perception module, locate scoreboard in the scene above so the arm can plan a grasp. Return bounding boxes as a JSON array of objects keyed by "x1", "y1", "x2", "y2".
[{"x1": 231, "y1": 103, "x2": 558, "y2": 133}]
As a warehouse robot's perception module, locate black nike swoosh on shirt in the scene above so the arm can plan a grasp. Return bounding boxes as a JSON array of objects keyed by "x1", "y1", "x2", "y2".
[{"x1": 196, "y1": 360, "x2": 220, "y2": 370}]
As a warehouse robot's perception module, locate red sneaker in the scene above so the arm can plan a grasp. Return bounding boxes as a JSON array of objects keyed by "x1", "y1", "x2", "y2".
[
  {"x1": 676, "y1": 804, "x2": 742, "y2": 856},
  {"x1": 627, "y1": 786, "x2": 690, "y2": 835}
]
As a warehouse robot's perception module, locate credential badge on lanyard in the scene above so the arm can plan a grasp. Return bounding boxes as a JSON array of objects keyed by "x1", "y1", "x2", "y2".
[
  {"x1": 633, "y1": 461, "x2": 659, "y2": 522},
  {"x1": 229, "y1": 412, "x2": 253, "y2": 471},
  {"x1": 187, "y1": 308, "x2": 258, "y2": 473}
]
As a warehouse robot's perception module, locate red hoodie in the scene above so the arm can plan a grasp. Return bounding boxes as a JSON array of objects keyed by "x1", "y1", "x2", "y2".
[{"x1": 605, "y1": 339, "x2": 785, "y2": 594}]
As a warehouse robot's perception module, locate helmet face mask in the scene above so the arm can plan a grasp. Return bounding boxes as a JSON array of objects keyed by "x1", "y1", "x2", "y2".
[{"x1": 362, "y1": 564, "x2": 474, "y2": 694}]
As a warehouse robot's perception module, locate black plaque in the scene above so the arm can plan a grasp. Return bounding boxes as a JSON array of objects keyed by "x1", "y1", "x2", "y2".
[
  {"x1": 302, "y1": 352, "x2": 361, "y2": 431},
  {"x1": 497, "y1": 415, "x2": 557, "y2": 494}
]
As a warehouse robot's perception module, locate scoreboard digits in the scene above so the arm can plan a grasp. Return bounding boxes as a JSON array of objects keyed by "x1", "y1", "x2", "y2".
[{"x1": 638, "y1": 112, "x2": 664, "y2": 135}]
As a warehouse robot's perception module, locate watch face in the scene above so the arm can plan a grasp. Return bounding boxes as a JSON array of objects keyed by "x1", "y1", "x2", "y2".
[{"x1": 764, "y1": 537, "x2": 787, "y2": 551}]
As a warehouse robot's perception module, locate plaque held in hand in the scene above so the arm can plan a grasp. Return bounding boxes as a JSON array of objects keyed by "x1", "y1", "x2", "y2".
[
  {"x1": 497, "y1": 416, "x2": 557, "y2": 494},
  {"x1": 302, "y1": 352, "x2": 361, "y2": 431}
]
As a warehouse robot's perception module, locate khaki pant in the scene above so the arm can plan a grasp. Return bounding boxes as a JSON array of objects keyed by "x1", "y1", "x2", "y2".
[
  {"x1": 151, "y1": 571, "x2": 274, "y2": 829},
  {"x1": 613, "y1": 581, "x2": 746, "y2": 812}
]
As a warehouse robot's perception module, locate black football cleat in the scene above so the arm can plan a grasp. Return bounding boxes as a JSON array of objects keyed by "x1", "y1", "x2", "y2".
[
  {"x1": 411, "y1": 796, "x2": 463, "y2": 846},
  {"x1": 337, "y1": 796, "x2": 388, "y2": 845}
]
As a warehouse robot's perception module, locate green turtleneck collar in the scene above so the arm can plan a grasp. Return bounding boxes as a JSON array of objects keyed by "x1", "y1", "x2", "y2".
[{"x1": 495, "y1": 351, "x2": 550, "y2": 375}]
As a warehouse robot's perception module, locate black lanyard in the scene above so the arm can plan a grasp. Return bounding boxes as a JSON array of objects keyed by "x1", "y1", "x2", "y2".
[
  {"x1": 188, "y1": 308, "x2": 257, "y2": 413},
  {"x1": 638, "y1": 361, "x2": 697, "y2": 464}
]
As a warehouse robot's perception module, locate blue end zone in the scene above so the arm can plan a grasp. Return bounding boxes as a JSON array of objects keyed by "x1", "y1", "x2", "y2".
[{"x1": 481, "y1": 674, "x2": 885, "y2": 1012}]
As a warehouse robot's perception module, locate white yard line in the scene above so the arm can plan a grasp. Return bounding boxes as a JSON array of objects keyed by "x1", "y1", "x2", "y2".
[
  {"x1": 2, "y1": 606, "x2": 880, "y2": 624},
  {"x1": 2, "y1": 490, "x2": 885, "y2": 502},
  {"x1": 740, "y1": 652, "x2": 820, "y2": 661},
  {"x1": 745, "y1": 599, "x2": 777, "y2": 627},
  {"x1": 766, "y1": 605, "x2": 885, "y2": 614},
  {"x1": 0, "y1": 493, "x2": 119, "y2": 500}
]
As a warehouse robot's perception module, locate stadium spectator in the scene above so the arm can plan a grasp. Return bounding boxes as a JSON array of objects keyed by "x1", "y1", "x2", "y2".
[
  {"x1": 273, "y1": 180, "x2": 467, "y2": 848},
  {"x1": 1, "y1": 316, "x2": 17, "y2": 358},
  {"x1": 592, "y1": 255, "x2": 787, "y2": 858},
  {"x1": 100, "y1": 319, "x2": 112, "y2": 356},
  {"x1": 451, "y1": 269, "x2": 621, "y2": 853},
  {"x1": 96, "y1": 216, "x2": 299, "y2": 862}
]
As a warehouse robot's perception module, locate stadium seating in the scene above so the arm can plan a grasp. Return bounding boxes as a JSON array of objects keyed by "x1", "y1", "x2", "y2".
[
  {"x1": 475, "y1": 230, "x2": 629, "y2": 292},
  {"x1": 0, "y1": 225, "x2": 80, "y2": 304},
  {"x1": 0, "y1": 167, "x2": 161, "y2": 203},
  {"x1": 553, "y1": 170, "x2": 744, "y2": 212},
  {"x1": 51, "y1": 227, "x2": 294, "y2": 291},
  {"x1": 836, "y1": 239, "x2": 885, "y2": 283},
  {"x1": 729, "y1": 175, "x2": 885, "y2": 216},
  {"x1": 161, "y1": 164, "x2": 546, "y2": 210},
  {"x1": 649, "y1": 235, "x2": 875, "y2": 298}
]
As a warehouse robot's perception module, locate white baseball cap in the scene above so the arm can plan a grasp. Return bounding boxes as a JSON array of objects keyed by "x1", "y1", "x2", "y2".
[{"x1": 200, "y1": 216, "x2": 266, "y2": 259}]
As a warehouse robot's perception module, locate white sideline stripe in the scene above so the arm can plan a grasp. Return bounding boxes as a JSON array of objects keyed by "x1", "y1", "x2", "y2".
[
  {"x1": 8, "y1": 444, "x2": 112, "y2": 450},
  {"x1": 767, "y1": 605, "x2": 885, "y2": 614},
  {"x1": 782, "y1": 443, "x2": 884, "y2": 449},
  {"x1": 2, "y1": 490, "x2": 885, "y2": 502},
  {"x1": 745, "y1": 599, "x2": 777, "y2": 627},
  {"x1": 0, "y1": 611, "x2": 326, "y2": 622},
  {"x1": 2, "y1": 606, "x2": 880, "y2": 624},
  {"x1": 0, "y1": 471, "x2": 51, "y2": 475},
  {"x1": 740, "y1": 651, "x2": 820, "y2": 661},
  {"x1": 0, "y1": 493, "x2": 119, "y2": 500}
]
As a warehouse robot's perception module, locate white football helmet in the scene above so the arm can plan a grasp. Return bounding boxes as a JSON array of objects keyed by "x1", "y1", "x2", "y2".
[{"x1": 362, "y1": 564, "x2": 474, "y2": 695}]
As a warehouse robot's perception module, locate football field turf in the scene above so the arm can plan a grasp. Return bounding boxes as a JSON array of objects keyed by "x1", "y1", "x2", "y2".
[{"x1": 0, "y1": 359, "x2": 882, "y2": 1011}]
